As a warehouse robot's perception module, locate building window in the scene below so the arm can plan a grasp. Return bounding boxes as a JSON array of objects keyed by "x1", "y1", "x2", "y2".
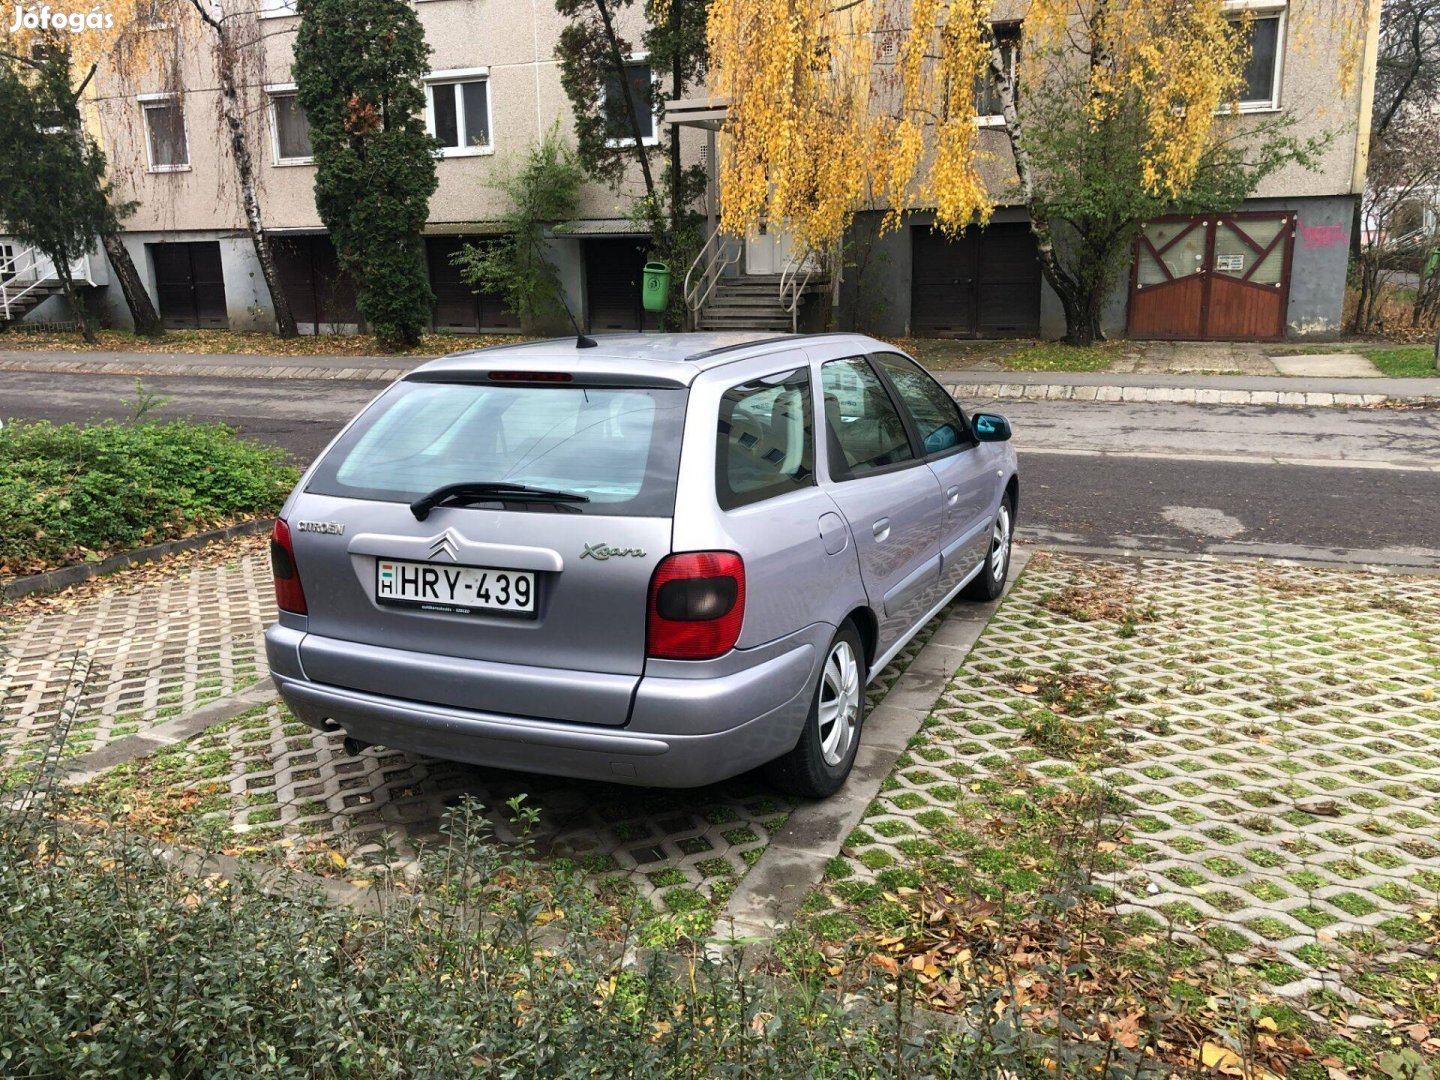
[
  {"x1": 975, "y1": 36, "x2": 1017, "y2": 127},
  {"x1": 140, "y1": 95, "x2": 188, "y2": 171},
  {"x1": 268, "y1": 90, "x2": 313, "y2": 164},
  {"x1": 425, "y1": 71, "x2": 492, "y2": 156},
  {"x1": 603, "y1": 60, "x2": 656, "y2": 145},
  {"x1": 258, "y1": 0, "x2": 297, "y2": 18},
  {"x1": 1231, "y1": 8, "x2": 1284, "y2": 110}
]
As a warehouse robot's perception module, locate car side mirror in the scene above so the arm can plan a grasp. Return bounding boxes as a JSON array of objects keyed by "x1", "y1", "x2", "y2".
[{"x1": 972, "y1": 412, "x2": 1012, "y2": 442}]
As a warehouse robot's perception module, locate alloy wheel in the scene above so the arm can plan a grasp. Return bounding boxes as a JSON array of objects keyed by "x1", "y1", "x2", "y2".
[{"x1": 817, "y1": 639, "x2": 862, "y2": 767}]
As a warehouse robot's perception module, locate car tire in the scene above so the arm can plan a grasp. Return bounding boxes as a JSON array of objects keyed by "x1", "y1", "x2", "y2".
[
  {"x1": 765, "y1": 622, "x2": 867, "y2": 799},
  {"x1": 961, "y1": 494, "x2": 1014, "y2": 602}
]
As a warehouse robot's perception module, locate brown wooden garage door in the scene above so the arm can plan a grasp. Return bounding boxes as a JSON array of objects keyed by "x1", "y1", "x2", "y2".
[
  {"x1": 911, "y1": 223, "x2": 1040, "y2": 337},
  {"x1": 425, "y1": 236, "x2": 521, "y2": 333},
  {"x1": 150, "y1": 241, "x2": 227, "y2": 329},
  {"x1": 1128, "y1": 213, "x2": 1293, "y2": 341}
]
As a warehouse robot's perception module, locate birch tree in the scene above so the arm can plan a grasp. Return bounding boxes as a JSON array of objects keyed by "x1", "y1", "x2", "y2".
[{"x1": 185, "y1": 0, "x2": 297, "y2": 337}]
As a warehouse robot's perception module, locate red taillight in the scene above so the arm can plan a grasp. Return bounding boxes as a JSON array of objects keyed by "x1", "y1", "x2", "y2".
[
  {"x1": 488, "y1": 371, "x2": 573, "y2": 382},
  {"x1": 646, "y1": 552, "x2": 745, "y2": 660},
  {"x1": 270, "y1": 518, "x2": 308, "y2": 615}
]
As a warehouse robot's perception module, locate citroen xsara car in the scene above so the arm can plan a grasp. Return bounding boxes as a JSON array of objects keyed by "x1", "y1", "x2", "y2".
[{"x1": 265, "y1": 333, "x2": 1017, "y2": 797}]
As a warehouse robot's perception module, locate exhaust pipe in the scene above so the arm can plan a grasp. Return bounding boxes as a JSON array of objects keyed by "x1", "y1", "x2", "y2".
[{"x1": 342, "y1": 736, "x2": 373, "y2": 756}]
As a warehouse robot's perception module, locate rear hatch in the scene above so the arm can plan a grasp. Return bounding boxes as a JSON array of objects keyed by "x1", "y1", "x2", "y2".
[{"x1": 288, "y1": 373, "x2": 687, "y2": 726}]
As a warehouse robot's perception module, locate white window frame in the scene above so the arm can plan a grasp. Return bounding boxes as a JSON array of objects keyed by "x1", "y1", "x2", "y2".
[
  {"x1": 266, "y1": 84, "x2": 314, "y2": 166},
  {"x1": 138, "y1": 92, "x2": 190, "y2": 173},
  {"x1": 257, "y1": 0, "x2": 298, "y2": 20},
  {"x1": 1223, "y1": 1, "x2": 1286, "y2": 113},
  {"x1": 975, "y1": 42, "x2": 1016, "y2": 129},
  {"x1": 424, "y1": 68, "x2": 495, "y2": 157},
  {"x1": 602, "y1": 53, "x2": 659, "y2": 149}
]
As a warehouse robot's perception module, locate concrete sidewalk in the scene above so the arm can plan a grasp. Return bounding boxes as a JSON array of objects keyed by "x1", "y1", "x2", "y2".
[{"x1": 1, "y1": 348, "x2": 1437, "y2": 407}]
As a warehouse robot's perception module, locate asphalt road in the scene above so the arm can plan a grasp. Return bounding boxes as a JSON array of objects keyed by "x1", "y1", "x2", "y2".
[{"x1": 5, "y1": 370, "x2": 1439, "y2": 568}]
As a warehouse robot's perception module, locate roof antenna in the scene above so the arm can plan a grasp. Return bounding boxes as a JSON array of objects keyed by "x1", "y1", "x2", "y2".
[{"x1": 560, "y1": 295, "x2": 597, "y2": 349}]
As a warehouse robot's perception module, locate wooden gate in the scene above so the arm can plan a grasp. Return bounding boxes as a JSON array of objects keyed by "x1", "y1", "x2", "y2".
[{"x1": 1127, "y1": 212, "x2": 1293, "y2": 341}]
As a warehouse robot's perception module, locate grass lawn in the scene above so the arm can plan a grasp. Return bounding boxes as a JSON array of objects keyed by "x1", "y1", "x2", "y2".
[
  {"x1": 1366, "y1": 344, "x2": 1439, "y2": 377},
  {"x1": 887, "y1": 336, "x2": 1119, "y2": 372},
  {"x1": 0, "y1": 326, "x2": 526, "y2": 357}
]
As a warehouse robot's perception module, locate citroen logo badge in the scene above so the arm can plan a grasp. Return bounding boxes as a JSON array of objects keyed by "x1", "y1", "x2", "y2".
[{"x1": 427, "y1": 530, "x2": 461, "y2": 561}]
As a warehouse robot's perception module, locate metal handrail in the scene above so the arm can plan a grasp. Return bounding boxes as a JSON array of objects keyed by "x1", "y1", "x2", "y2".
[
  {"x1": 778, "y1": 246, "x2": 820, "y2": 333},
  {"x1": 683, "y1": 228, "x2": 742, "y2": 316},
  {"x1": 0, "y1": 243, "x2": 80, "y2": 321}
]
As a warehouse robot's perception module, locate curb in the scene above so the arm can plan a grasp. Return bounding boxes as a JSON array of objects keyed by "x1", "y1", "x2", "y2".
[
  {"x1": 945, "y1": 382, "x2": 1437, "y2": 409},
  {"x1": 720, "y1": 550, "x2": 1031, "y2": 941},
  {"x1": 0, "y1": 357, "x2": 412, "y2": 382},
  {"x1": 2, "y1": 518, "x2": 272, "y2": 602}
]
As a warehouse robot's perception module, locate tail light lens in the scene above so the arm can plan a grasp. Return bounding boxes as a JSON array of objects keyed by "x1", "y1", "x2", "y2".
[
  {"x1": 646, "y1": 552, "x2": 745, "y2": 660},
  {"x1": 270, "y1": 518, "x2": 308, "y2": 615}
]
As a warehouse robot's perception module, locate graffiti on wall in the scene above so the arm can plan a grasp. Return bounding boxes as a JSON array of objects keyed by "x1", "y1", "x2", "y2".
[{"x1": 1298, "y1": 221, "x2": 1346, "y2": 250}]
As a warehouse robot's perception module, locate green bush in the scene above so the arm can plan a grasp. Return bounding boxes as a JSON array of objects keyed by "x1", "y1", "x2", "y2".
[
  {"x1": 0, "y1": 418, "x2": 297, "y2": 573},
  {"x1": 0, "y1": 799, "x2": 981, "y2": 1079}
]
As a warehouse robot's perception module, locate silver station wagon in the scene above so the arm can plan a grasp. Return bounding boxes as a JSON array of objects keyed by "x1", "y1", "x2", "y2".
[{"x1": 266, "y1": 332, "x2": 1018, "y2": 797}]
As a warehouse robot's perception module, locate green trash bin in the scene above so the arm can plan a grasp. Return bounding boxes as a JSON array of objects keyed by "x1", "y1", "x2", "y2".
[{"x1": 641, "y1": 261, "x2": 670, "y2": 314}]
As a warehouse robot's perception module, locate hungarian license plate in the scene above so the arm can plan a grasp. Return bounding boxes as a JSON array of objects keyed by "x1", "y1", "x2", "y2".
[{"x1": 375, "y1": 559, "x2": 536, "y2": 617}]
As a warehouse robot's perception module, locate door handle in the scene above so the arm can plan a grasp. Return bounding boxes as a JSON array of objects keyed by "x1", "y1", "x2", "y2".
[
  {"x1": 945, "y1": 485, "x2": 961, "y2": 506},
  {"x1": 872, "y1": 518, "x2": 891, "y2": 542}
]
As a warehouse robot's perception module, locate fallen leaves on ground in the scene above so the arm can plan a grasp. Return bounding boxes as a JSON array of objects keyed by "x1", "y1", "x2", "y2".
[{"x1": 0, "y1": 328, "x2": 527, "y2": 357}]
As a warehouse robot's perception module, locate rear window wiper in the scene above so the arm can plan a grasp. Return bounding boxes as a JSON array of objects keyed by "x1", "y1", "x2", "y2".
[{"x1": 411, "y1": 481, "x2": 591, "y2": 521}]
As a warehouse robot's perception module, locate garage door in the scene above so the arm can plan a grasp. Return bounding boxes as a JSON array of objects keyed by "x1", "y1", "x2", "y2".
[
  {"x1": 151, "y1": 242, "x2": 227, "y2": 330},
  {"x1": 272, "y1": 234, "x2": 360, "y2": 332},
  {"x1": 425, "y1": 236, "x2": 520, "y2": 333},
  {"x1": 584, "y1": 238, "x2": 657, "y2": 332},
  {"x1": 911, "y1": 223, "x2": 1040, "y2": 337},
  {"x1": 1128, "y1": 213, "x2": 1293, "y2": 341}
]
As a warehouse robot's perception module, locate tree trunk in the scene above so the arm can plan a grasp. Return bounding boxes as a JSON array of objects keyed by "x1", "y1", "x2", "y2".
[
  {"x1": 100, "y1": 231, "x2": 164, "y2": 338},
  {"x1": 594, "y1": 0, "x2": 660, "y2": 220},
  {"x1": 202, "y1": 8, "x2": 298, "y2": 338},
  {"x1": 55, "y1": 261, "x2": 96, "y2": 344}
]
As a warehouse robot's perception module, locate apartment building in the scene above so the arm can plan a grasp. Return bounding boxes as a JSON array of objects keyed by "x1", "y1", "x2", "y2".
[
  {"x1": 4, "y1": 0, "x2": 1382, "y2": 342},
  {"x1": 8, "y1": 0, "x2": 680, "y2": 335},
  {"x1": 827, "y1": 0, "x2": 1385, "y2": 341}
]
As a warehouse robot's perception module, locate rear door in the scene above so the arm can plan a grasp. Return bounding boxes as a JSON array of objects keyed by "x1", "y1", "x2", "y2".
[
  {"x1": 871, "y1": 352, "x2": 996, "y2": 594},
  {"x1": 817, "y1": 354, "x2": 943, "y2": 653},
  {"x1": 289, "y1": 375, "x2": 687, "y2": 725}
]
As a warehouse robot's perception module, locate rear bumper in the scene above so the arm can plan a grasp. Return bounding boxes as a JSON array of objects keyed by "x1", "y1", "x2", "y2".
[{"x1": 265, "y1": 625, "x2": 824, "y2": 788}]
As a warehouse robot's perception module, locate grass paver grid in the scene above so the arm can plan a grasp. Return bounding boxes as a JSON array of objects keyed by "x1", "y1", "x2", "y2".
[
  {"x1": 52, "y1": 579, "x2": 947, "y2": 919},
  {"x1": 1, "y1": 539, "x2": 274, "y2": 774},
  {"x1": 831, "y1": 553, "x2": 1440, "y2": 992}
]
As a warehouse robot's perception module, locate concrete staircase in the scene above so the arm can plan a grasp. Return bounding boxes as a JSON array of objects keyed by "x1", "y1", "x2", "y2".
[
  {"x1": 0, "y1": 279, "x2": 67, "y2": 324},
  {"x1": 695, "y1": 273, "x2": 829, "y2": 332}
]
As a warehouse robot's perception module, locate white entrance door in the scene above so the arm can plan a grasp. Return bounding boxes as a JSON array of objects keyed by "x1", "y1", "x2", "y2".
[{"x1": 744, "y1": 226, "x2": 796, "y2": 275}]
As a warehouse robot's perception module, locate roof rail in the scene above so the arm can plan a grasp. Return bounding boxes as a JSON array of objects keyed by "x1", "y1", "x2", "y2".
[{"x1": 684, "y1": 332, "x2": 857, "y2": 363}]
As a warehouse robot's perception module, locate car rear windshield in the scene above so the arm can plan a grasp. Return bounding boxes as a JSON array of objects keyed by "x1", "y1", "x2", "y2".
[{"x1": 306, "y1": 379, "x2": 688, "y2": 516}]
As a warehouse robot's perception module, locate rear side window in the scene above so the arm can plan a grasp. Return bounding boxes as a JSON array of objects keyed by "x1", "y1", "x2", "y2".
[
  {"x1": 821, "y1": 356, "x2": 915, "y2": 479},
  {"x1": 306, "y1": 380, "x2": 688, "y2": 516},
  {"x1": 715, "y1": 368, "x2": 815, "y2": 510}
]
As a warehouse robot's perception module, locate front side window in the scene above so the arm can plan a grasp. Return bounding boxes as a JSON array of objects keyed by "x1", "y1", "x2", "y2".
[
  {"x1": 270, "y1": 92, "x2": 312, "y2": 162},
  {"x1": 603, "y1": 61, "x2": 655, "y2": 143},
  {"x1": 873, "y1": 353, "x2": 969, "y2": 456},
  {"x1": 428, "y1": 77, "x2": 492, "y2": 154},
  {"x1": 306, "y1": 380, "x2": 687, "y2": 516},
  {"x1": 715, "y1": 368, "x2": 815, "y2": 510},
  {"x1": 1233, "y1": 12, "x2": 1283, "y2": 108},
  {"x1": 821, "y1": 357, "x2": 915, "y2": 480},
  {"x1": 141, "y1": 98, "x2": 187, "y2": 169}
]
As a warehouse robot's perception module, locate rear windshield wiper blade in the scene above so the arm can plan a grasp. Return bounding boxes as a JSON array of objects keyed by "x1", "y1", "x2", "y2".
[{"x1": 411, "y1": 481, "x2": 590, "y2": 520}]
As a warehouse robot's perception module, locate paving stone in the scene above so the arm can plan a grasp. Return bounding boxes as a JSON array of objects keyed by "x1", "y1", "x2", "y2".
[
  {"x1": 835, "y1": 553, "x2": 1440, "y2": 993},
  {"x1": 1, "y1": 542, "x2": 273, "y2": 776}
]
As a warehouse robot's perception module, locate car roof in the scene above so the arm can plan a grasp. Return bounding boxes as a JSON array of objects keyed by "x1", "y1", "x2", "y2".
[{"x1": 408, "y1": 332, "x2": 889, "y2": 385}]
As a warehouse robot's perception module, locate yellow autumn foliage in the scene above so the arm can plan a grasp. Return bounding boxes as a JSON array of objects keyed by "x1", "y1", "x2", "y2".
[{"x1": 707, "y1": 0, "x2": 1369, "y2": 250}]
